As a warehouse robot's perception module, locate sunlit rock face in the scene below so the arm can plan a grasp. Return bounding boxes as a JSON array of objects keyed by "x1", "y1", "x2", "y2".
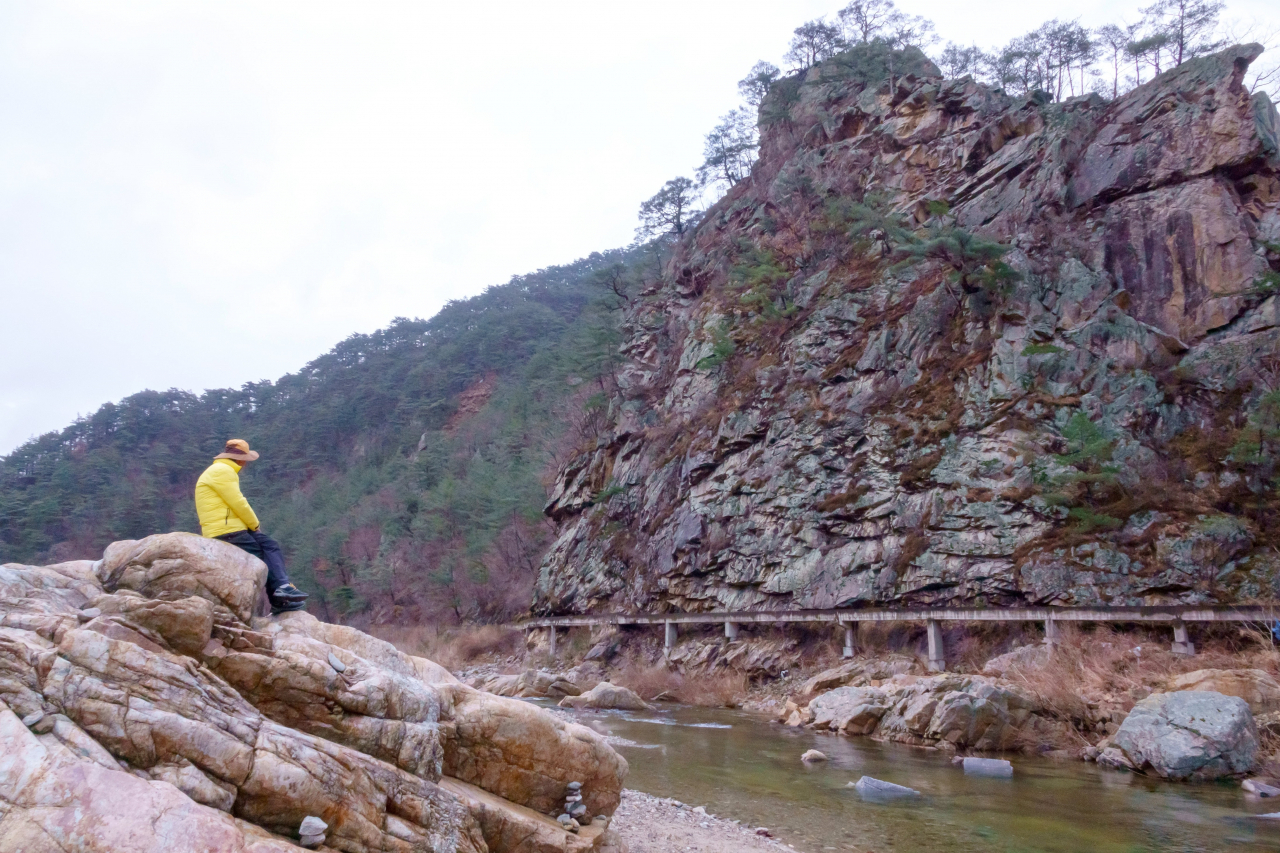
[
  {"x1": 0, "y1": 534, "x2": 627, "y2": 853},
  {"x1": 537, "y1": 45, "x2": 1280, "y2": 616}
]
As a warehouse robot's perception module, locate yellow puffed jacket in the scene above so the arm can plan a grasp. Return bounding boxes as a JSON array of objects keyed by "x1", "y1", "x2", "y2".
[{"x1": 194, "y1": 458, "x2": 261, "y2": 537}]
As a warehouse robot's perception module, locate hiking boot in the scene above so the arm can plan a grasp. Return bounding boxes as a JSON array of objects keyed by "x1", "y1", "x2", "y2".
[
  {"x1": 270, "y1": 599, "x2": 308, "y2": 616},
  {"x1": 271, "y1": 583, "x2": 309, "y2": 602}
]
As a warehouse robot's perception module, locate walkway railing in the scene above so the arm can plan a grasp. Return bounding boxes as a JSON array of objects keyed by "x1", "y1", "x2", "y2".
[{"x1": 515, "y1": 604, "x2": 1276, "y2": 672}]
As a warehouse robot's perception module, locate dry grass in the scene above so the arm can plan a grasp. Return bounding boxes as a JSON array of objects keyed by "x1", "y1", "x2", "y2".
[
  {"x1": 998, "y1": 623, "x2": 1280, "y2": 740},
  {"x1": 370, "y1": 623, "x2": 523, "y2": 670},
  {"x1": 610, "y1": 659, "x2": 750, "y2": 708}
]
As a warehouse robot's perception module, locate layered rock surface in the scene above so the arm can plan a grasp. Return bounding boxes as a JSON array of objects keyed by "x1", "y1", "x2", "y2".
[
  {"x1": 783, "y1": 665, "x2": 1040, "y2": 751},
  {"x1": 0, "y1": 533, "x2": 626, "y2": 853},
  {"x1": 536, "y1": 44, "x2": 1280, "y2": 615},
  {"x1": 1100, "y1": 690, "x2": 1259, "y2": 780}
]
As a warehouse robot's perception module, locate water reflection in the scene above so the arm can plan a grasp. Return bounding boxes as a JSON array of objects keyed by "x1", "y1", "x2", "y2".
[{"x1": 546, "y1": 700, "x2": 1280, "y2": 853}]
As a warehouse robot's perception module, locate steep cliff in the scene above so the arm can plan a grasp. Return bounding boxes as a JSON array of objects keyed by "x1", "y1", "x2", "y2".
[{"x1": 536, "y1": 44, "x2": 1280, "y2": 615}]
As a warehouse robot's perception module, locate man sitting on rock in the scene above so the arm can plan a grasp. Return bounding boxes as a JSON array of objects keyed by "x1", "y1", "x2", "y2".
[{"x1": 195, "y1": 439, "x2": 308, "y2": 615}]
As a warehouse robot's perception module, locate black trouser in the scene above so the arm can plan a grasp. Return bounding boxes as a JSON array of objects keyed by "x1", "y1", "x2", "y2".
[{"x1": 216, "y1": 529, "x2": 292, "y2": 597}]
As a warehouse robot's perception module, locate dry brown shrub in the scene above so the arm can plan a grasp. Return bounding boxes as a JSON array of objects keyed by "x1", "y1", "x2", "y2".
[
  {"x1": 610, "y1": 659, "x2": 750, "y2": 707},
  {"x1": 611, "y1": 661, "x2": 685, "y2": 700},
  {"x1": 371, "y1": 623, "x2": 522, "y2": 670},
  {"x1": 999, "y1": 623, "x2": 1280, "y2": 724}
]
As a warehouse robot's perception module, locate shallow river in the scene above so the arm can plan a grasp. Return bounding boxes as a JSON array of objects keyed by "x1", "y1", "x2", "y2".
[{"x1": 546, "y1": 701, "x2": 1280, "y2": 852}]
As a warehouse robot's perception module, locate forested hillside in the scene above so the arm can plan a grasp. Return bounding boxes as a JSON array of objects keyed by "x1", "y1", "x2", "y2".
[
  {"x1": 5, "y1": 0, "x2": 1278, "y2": 627},
  {"x1": 0, "y1": 248, "x2": 651, "y2": 623}
]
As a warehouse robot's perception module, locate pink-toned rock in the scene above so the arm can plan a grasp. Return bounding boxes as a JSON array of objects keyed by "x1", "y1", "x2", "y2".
[{"x1": 98, "y1": 533, "x2": 266, "y2": 624}]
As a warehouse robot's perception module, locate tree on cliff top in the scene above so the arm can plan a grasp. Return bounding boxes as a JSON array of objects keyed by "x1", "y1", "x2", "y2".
[
  {"x1": 784, "y1": 19, "x2": 845, "y2": 70},
  {"x1": 636, "y1": 177, "x2": 701, "y2": 240}
]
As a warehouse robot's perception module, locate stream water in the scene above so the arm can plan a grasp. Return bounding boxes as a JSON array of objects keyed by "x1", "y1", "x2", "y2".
[{"x1": 547, "y1": 701, "x2": 1280, "y2": 852}]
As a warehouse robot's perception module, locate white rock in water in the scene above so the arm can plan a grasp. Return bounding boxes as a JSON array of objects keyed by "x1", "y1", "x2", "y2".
[
  {"x1": 800, "y1": 749, "x2": 828, "y2": 762},
  {"x1": 327, "y1": 653, "x2": 347, "y2": 673},
  {"x1": 1244, "y1": 778, "x2": 1280, "y2": 797},
  {"x1": 299, "y1": 815, "x2": 329, "y2": 836},
  {"x1": 853, "y1": 776, "x2": 920, "y2": 798},
  {"x1": 962, "y1": 757, "x2": 1013, "y2": 777}
]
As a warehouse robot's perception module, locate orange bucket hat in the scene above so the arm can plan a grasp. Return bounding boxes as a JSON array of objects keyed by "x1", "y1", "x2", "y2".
[{"x1": 213, "y1": 439, "x2": 260, "y2": 462}]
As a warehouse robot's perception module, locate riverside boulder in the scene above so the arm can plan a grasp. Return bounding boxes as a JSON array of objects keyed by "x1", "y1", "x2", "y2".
[
  {"x1": 1165, "y1": 669, "x2": 1280, "y2": 715},
  {"x1": 0, "y1": 538, "x2": 627, "y2": 852},
  {"x1": 787, "y1": 672, "x2": 1038, "y2": 750},
  {"x1": 1101, "y1": 690, "x2": 1259, "y2": 780},
  {"x1": 559, "y1": 681, "x2": 652, "y2": 712}
]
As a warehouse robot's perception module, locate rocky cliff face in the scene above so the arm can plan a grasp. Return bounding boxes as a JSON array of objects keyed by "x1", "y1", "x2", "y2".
[
  {"x1": 536, "y1": 44, "x2": 1280, "y2": 615},
  {"x1": 0, "y1": 533, "x2": 626, "y2": 853}
]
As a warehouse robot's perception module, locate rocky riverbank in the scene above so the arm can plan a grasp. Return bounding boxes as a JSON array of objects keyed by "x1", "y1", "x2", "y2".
[
  {"x1": 0, "y1": 533, "x2": 628, "y2": 853},
  {"x1": 433, "y1": 617, "x2": 1280, "y2": 787}
]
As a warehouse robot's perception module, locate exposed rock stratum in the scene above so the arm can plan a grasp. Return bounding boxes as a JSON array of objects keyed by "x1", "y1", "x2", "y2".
[
  {"x1": 0, "y1": 533, "x2": 627, "y2": 853},
  {"x1": 537, "y1": 44, "x2": 1280, "y2": 615}
]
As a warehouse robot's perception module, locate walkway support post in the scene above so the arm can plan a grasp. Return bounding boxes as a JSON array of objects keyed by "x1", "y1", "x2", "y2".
[
  {"x1": 843, "y1": 624, "x2": 855, "y2": 659},
  {"x1": 664, "y1": 621, "x2": 677, "y2": 653},
  {"x1": 548, "y1": 626, "x2": 556, "y2": 658},
  {"x1": 1044, "y1": 617, "x2": 1061, "y2": 646},
  {"x1": 725, "y1": 621, "x2": 739, "y2": 641},
  {"x1": 926, "y1": 620, "x2": 945, "y2": 672},
  {"x1": 1172, "y1": 620, "x2": 1195, "y2": 656}
]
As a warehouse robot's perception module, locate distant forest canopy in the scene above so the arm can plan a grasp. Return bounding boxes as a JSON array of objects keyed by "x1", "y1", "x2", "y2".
[
  {"x1": 3, "y1": 0, "x2": 1277, "y2": 626},
  {"x1": 640, "y1": 0, "x2": 1278, "y2": 240},
  {"x1": 0, "y1": 247, "x2": 656, "y2": 624}
]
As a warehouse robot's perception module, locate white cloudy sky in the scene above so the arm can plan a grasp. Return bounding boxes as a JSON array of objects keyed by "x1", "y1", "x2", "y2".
[{"x1": 2, "y1": 0, "x2": 1276, "y2": 453}]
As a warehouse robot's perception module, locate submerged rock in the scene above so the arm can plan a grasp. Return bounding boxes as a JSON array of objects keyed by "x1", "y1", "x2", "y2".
[
  {"x1": 1102, "y1": 690, "x2": 1258, "y2": 780},
  {"x1": 800, "y1": 749, "x2": 828, "y2": 762},
  {"x1": 852, "y1": 776, "x2": 921, "y2": 798},
  {"x1": 959, "y1": 757, "x2": 1014, "y2": 777}
]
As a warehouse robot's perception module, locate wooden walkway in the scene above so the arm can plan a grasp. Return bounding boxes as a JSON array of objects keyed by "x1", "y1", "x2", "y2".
[{"x1": 515, "y1": 604, "x2": 1276, "y2": 671}]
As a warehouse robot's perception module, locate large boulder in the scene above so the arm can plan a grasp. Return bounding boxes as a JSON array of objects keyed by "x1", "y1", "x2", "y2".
[
  {"x1": 807, "y1": 686, "x2": 889, "y2": 735},
  {"x1": 483, "y1": 669, "x2": 582, "y2": 698},
  {"x1": 443, "y1": 683, "x2": 628, "y2": 818},
  {"x1": 1166, "y1": 669, "x2": 1280, "y2": 715},
  {"x1": 1102, "y1": 690, "x2": 1259, "y2": 780},
  {"x1": 558, "y1": 682, "x2": 651, "y2": 712},
  {"x1": 98, "y1": 534, "x2": 266, "y2": 624},
  {"x1": 788, "y1": 671, "x2": 1040, "y2": 750},
  {"x1": 796, "y1": 656, "x2": 916, "y2": 698},
  {"x1": 93, "y1": 592, "x2": 215, "y2": 656},
  {"x1": 0, "y1": 541, "x2": 626, "y2": 853},
  {"x1": 982, "y1": 644, "x2": 1051, "y2": 677},
  {"x1": 0, "y1": 700, "x2": 302, "y2": 853}
]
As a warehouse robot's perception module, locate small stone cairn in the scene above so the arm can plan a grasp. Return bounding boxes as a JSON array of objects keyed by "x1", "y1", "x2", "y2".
[{"x1": 556, "y1": 781, "x2": 587, "y2": 832}]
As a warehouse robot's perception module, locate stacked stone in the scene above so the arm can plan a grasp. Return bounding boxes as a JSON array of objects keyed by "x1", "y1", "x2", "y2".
[
  {"x1": 555, "y1": 781, "x2": 587, "y2": 832},
  {"x1": 298, "y1": 816, "x2": 328, "y2": 849}
]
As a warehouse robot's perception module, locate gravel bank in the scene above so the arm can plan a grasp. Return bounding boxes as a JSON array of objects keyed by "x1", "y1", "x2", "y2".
[{"x1": 609, "y1": 789, "x2": 794, "y2": 853}]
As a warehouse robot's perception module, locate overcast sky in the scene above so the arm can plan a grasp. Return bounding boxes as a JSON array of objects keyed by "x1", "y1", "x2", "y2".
[{"x1": 2, "y1": 0, "x2": 1276, "y2": 454}]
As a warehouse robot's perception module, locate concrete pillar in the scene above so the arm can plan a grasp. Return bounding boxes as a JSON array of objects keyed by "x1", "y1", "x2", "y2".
[
  {"x1": 548, "y1": 626, "x2": 556, "y2": 657},
  {"x1": 1172, "y1": 620, "x2": 1195, "y2": 656},
  {"x1": 725, "y1": 621, "x2": 739, "y2": 641},
  {"x1": 1044, "y1": 617, "x2": 1061, "y2": 646},
  {"x1": 926, "y1": 620, "x2": 945, "y2": 672},
  {"x1": 664, "y1": 621, "x2": 677, "y2": 652},
  {"x1": 843, "y1": 624, "x2": 856, "y2": 659}
]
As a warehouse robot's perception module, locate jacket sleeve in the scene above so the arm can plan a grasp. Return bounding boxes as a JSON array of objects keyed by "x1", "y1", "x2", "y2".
[{"x1": 209, "y1": 467, "x2": 261, "y2": 531}]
